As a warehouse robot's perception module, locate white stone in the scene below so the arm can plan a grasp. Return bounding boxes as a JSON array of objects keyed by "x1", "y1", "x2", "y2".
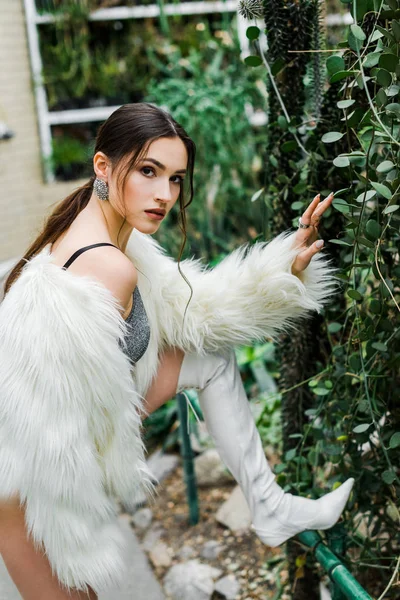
[
  {"x1": 141, "y1": 525, "x2": 166, "y2": 552},
  {"x1": 163, "y1": 560, "x2": 223, "y2": 600},
  {"x1": 194, "y1": 448, "x2": 235, "y2": 487},
  {"x1": 215, "y1": 485, "x2": 252, "y2": 533},
  {"x1": 200, "y1": 540, "x2": 224, "y2": 560},
  {"x1": 214, "y1": 574, "x2": 241, "y2": 599},
  {"x1": 132, "y1": 507, "x2": 153, "y2": 531},
  {"x1": 178, "y1": 545, "x2": 196, "y2": 560},
  {"x1": 149, "y1": 541, "x2": 172, "y2": 568}
]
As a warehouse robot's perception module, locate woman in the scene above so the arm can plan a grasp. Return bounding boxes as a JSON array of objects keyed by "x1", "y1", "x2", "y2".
[{"x1": 0, "y1": 103, "x2": 354, "y2": 599}]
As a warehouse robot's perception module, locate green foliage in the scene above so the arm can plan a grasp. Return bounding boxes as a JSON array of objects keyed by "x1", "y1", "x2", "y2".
[
  {"x1": 244, "y1": 0, "x2": 399, "y2": 593},
  {"x1": 51, "y1": 134, "x2": 88, "y2": 166},
  {"x1": 143, "y1": 32, "x2": 267, "y2": 260}
]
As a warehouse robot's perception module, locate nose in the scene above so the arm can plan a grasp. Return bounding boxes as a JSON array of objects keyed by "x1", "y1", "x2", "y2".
[{"x1": 156, "y1": 178, "x2": 176, "y2": 203}]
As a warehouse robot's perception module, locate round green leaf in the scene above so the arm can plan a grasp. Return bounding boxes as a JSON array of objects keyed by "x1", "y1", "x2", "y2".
[
  {"x1": 376, "y1": 88, "x2": 388, "y2": 106},
  {"x1": 370, "y1": 29, "x2": 384, "y2": 42},
  {"x1": 285, "y1": 449, "x2": 297, "y2": 461},
  {"x1": 370, "y1": 181, "x2": 392, "y2": 199},
  {"x1": 385, "y1": 103, "x2": 400, "y2": 117},
  {"x1": 353, "y1": 423, "x2": 371, "y2": 433},
  {"x1": 322, "y1": 131, "x2": 344, "y2": 143},
  {"x1": 330, "y1": 70, "x2": 358, "y2": 83},
  {"x1": 327, "y1": 55, "x2": 345, "y2": 75},
  {"x1": 377, "y1": 160, "x2": 395, "y2": 173},
  {"x1": 244, "y1": 55, "x2": 262, "y2": 67},
  {"x1": 293, "y1": 181, "x2": 308, "y2": 194},
  {"x1": 337, "y1": 99, "x2": 355, "y2": 109},
  {"x1": 379, "y1": 53, "x2": 398, "y2": 73},
  {"x1": 269, "y1": 155, "x2": 278, "y2": 168},
  {"x1": 271, "y1": 58, "x2": 286, "y2": 76},
  {"x1": 387, "y1": 84, "x2": 400, "y2": 97},
  {"x1": 291, "y1": 201, "x2": 304, "y2": 210},
  {"x1": 333, "y1": 156, "x2": 350, "y2": 167},
  {"x1": 366, "y1": 219, "x2": 381, "y2": 239},
  {"x1": 313, "y1": 388, "x2": 330, "y2": 396},
  {"x1": 277, "y1": 115, "x2": 288, "y2": 129},
  {"x1": 274, "y1": 463, "x2": 287, "y2": 474},
  {"x1": 282, "y1": 140, "x2": 297, "y2": 153},
  {"x1": 351, "y1": 24, "x2": 366, "y2": 41},
  {"x1": 348, "y1": 30, "x2": 363, "y2": 52},
  {"x1": 382, "y1": 470, "x2": 396, "y2": 485},
  {"x1": 363, "y1": 52, "x2": 381, "y2": 68},
  {"x1": 371, "y1": 342, "x2": 388, "y2": 351},
  {"x1": 246, "y1": 26, "x2": 260, "y2": 41},
  {"x1": 328, "y1": 322, "x2": 342, "y2": 333},
  {"x1": 355, "y1": 189, "x2": 376, "y2": 202},
  {"x1": 332, "y1": 198, "x2": 350, "y2": 214},
  {"x1": 347, "y1": 289, "x2": 363, "y2": 301},
  {"x1": 383, "y1": 204, "x2": 399, "y2": 214},
  {"x1": 389, "y1": 432, "x2": 400, "y2": 449},
  {"x1": 377, "y1": 69, "x2": 392, "y2": 88},
  {"x1": 370, "y1": 299, "x2": 381, "y2": 314}
]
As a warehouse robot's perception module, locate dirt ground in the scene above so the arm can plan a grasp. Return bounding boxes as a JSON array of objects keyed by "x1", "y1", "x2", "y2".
[{"x1": 128, "y1": 462, "x2": 292, "y2": 600}]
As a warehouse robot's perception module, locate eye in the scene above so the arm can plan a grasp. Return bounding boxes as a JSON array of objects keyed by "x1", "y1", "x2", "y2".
[
  {"x1": 141, "y1": 167, "x2": 155, "y2": 177},
  {"x1": 141, "y1": 167, "x2": 184, "y2": 184}
]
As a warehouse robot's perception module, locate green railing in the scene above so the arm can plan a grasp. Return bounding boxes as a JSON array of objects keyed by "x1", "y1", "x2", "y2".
[
  {"x1": 176, "y1": 391, "x2": 199, "y2": 526},
  {"x1": 298, "y1": 530, "x2": 372, "y2": 600},
  {"x1": 176, "y1": 390, "x2": 373, "y2": 600}
]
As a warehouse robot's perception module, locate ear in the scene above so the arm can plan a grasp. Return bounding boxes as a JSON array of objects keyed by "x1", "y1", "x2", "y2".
[{"x1": 93, "y1": 151, "x2": 110, "y2": 180}]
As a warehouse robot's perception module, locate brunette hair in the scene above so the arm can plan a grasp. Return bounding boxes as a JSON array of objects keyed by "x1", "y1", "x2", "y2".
[{"x1": 4, "y1": 102, "x2": 196, "y2": 320}]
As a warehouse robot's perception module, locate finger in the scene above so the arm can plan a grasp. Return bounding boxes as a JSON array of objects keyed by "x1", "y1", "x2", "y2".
[
  {"x1": 302, "y1": 194, "x2": 321, "y2": 223},
  {"x1": 307, "y1": 239, "x2": 325, "y2": 258},
  {"x1": 310, "y1": 192, "x2": 334, "y2": 226},
  {"x1": 312, "y1": 192, "x2": 334, "y2": 218},
  {"x1": 295, "y1": 239, "x2": 325, "y2": 271}
]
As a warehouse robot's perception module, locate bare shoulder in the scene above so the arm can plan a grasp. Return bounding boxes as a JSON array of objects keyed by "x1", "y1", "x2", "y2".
[{"x1": 66, "y1": 245, "x2": 138, "y2": 319}]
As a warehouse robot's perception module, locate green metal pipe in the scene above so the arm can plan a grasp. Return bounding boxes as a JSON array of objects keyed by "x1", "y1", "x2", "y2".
[
  {"x1": 327, "y1": 524, "x2": 347, "y2": 600},
  {"x1": 177, "y1": 392, "x2": 199, "y2": 525},
  {"x1": 298, "y1": 531, "x2": 372, "y2": 600}
]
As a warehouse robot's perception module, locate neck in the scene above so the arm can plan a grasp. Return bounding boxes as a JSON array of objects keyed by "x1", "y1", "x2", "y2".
[{"x1": 83, "y1": 192, "x2": 133, "y2": 253}]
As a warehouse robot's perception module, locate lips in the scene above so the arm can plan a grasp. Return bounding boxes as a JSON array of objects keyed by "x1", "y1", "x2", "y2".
[{"x1": 145, "y1": 209, "x2": 166, "y2": 216}]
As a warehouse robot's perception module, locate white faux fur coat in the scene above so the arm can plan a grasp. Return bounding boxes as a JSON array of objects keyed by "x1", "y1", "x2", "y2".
[{"x1": 0, "y1": 227, "x2": 339, "y2": 593}]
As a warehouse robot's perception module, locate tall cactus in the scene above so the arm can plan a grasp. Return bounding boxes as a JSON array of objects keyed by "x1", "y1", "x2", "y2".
[{"x1": 239, "y1": 0, "x2": 327, "y2": 597}]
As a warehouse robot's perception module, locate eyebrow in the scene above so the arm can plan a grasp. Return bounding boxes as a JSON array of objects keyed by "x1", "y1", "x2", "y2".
[{"x1": 139, "y1": 158, "x2": 187, "y2": 174}]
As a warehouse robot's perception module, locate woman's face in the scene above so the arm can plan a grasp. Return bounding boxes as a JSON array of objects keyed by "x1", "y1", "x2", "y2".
[{"x1": 110, "y1": 136, "x2": 188, "y2": 233}]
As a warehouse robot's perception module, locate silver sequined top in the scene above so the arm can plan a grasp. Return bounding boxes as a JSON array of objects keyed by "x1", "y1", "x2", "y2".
[{"x1": 119, "y1": 286, "x2": 151, "y2": 366}]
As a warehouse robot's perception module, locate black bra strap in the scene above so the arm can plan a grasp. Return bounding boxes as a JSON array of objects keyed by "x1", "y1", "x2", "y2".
[{"x1": 62, "y1": 243, "x2": 118, "y2": 270}]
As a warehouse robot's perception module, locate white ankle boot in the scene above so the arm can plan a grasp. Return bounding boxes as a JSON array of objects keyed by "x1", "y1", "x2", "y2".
[{"x1": 176, "y1": 349, "x2": 354, "y2": 548}]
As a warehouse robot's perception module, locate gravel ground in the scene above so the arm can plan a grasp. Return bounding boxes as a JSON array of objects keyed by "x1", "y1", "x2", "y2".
[{"x1": 126, "y1": 461, "x2": 292, "y2": 600}]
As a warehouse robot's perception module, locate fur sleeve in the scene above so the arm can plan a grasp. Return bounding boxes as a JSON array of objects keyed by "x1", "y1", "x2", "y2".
[
  {"x1": 129, "y1": 229, "x2": 340, "y2": 356},
  {"x1": 0, "y1": 253, "x2": 155, "y2": 593}
]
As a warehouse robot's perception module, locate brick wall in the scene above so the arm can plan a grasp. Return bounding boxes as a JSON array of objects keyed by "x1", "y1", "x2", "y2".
[{"x1": 0, "y1": 0, "x2": 86, "y2": 279}]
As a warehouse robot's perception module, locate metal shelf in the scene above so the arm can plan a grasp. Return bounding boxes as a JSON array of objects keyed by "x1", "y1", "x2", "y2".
[{"x1": 23, "y1": 0, "x2": 352, "y2": 183}]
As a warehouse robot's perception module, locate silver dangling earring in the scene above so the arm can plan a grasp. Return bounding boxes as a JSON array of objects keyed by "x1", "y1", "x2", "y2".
[{"x1": 93, "y1": 177, "x2": 109, "y2": 201}]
